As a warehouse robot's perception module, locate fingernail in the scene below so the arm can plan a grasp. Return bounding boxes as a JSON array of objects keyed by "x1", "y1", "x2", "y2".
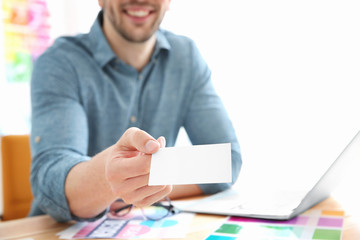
[
  {"x1": 160, "y1": 137, "x2": 166, "y2": 147},
  {"x1": 145, "y1": 140, "x2": 159, "y2": 152}
]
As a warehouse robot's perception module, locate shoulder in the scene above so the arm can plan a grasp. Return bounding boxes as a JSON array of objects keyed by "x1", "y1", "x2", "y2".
[
  {"x1": 31, "y1": 34, "x2": 92, "y2": 90},
  {"x1": 160, "y1": 29, "x2": 194, "y2": 44},
  {"x1": 36, "y1": 34, "x2": 92, "y2": 66},
  {"x1": 157, "y1": 29, "x2": 206, "y2": 69},
  {"x1": 33, "y1": 33, "x2": 95, "y2": 85},
  {"x1": 159, "y1": 29, "x2": 199, "y2": 52}
]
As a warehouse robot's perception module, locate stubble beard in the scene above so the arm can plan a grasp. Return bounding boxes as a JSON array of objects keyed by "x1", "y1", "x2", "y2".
[{"x1": 105, "y1": 7, "x2": 165, "y2": 44}]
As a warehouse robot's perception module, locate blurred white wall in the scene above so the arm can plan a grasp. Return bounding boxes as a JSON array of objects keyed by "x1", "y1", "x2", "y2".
[
  {"x1": 164, "y1": 0, "x2": 360, "y2": 189},
  {"x1": 164, "y1": 0, "x2": 360, "y2": 214}
]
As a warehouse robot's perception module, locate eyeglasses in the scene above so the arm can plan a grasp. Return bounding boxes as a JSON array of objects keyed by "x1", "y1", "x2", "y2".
[{"x1": 108, "y1": 197, "x2": 179, "y2": 221}]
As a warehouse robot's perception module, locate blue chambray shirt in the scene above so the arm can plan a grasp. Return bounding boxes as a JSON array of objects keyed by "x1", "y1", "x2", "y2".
[{"x1": 30, "y1": 12, "x2": 242, "y2": 222}]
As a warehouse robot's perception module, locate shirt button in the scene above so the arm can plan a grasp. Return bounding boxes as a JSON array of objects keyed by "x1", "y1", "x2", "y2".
[
  {"x1": 35, "y1": 136, "x2": 41, "y2": 143},
  {"x1": 130, "y1": 116, "x2": 137, "y2": 123},
  {"x1": 138, "y1": 74, "x2": 143, "y2": 81}
]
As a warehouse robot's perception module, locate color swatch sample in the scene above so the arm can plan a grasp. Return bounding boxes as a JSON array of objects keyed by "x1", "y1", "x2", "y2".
[{"x1": 205, "y1": 210, "x2": 344, "y2": 240}]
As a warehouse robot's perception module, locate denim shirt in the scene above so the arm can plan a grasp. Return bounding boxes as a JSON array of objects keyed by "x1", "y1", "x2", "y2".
[{"x1": 30, "y1": 11, "x2": 242, "y2": 222}]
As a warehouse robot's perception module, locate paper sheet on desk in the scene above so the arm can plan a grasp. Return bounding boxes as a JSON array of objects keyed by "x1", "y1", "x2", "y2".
[
  {"x1": 148, "y1": 143, "x2": 232, "y2": 185},
  {"x1": 57, "y1": 213, "x2": 195, "y2": 239}
]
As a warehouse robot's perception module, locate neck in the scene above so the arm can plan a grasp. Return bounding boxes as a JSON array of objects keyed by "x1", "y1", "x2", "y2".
[
  {"x1": 114, "y1": 35, "x2": 156, "y2": 72},
  {"x1": 102, "y1": 19, "x2": 156, "y2": 72}
]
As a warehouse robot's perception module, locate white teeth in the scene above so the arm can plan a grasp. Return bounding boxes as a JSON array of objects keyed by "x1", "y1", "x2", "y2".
[{"x1": 127, "y1": 10, "x2": 149, "y2": 17}]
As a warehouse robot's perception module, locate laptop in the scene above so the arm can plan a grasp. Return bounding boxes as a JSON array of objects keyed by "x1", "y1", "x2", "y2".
[{"x1": 174, "y1": 130, "x2": 360, "y2": 220}]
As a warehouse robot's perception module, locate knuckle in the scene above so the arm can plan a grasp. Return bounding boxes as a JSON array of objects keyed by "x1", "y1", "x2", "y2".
[
  {"x1": 126, "y1": 127, "x2": 140, "y2": 135},
  {"x1": 125, "y1": 127, "x2": 141, "y2": 141},
  {"x1": 133, "y1": 129, "x2": 147, "y2": 143},
  {"x1": 118, "y1": 127, "x2": 139, "y2": 146},
  {"x1": 124, "y1": 127, "x2": 140, "y2": 135}
]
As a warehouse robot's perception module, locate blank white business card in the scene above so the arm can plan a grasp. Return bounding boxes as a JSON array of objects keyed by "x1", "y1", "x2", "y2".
[{"x1": 148, "y1": 143, "x2": 232, "y2": 186}]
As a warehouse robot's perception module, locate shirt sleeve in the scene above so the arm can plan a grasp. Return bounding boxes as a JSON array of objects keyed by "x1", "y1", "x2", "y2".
[
  {"x1": 183, "y1": 41, "x2": 242, "y2": 195},
  {"x1": 30, "y1": 50, "x2": 107, "y2": 222}
]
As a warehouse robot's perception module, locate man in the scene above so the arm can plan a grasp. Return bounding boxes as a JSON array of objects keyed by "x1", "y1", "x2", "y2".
[{"x1": 30, "y1": 0, "x2": 242, "y2": 222}]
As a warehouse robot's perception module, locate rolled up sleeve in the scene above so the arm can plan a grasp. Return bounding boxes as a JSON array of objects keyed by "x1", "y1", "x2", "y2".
[{"x1": 30, "y1": 51, "x2": 103, "y2": 222}]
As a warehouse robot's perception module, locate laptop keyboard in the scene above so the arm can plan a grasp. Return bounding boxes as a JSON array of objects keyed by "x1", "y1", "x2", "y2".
[{"x1": 229, "y1": 190, "x2": 305, "y2": 213}]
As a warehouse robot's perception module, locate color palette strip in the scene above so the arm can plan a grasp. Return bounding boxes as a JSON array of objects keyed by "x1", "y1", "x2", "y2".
[
  {"x1": 205, "y1": 210, "x2": 344, "y2": 240},
  {"x1": 2, "y1": 0, "x2": 51, "y2": 83}
]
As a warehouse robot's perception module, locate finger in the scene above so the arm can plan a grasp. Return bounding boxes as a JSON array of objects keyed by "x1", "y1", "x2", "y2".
[
  {"x1": 122, "y1": 185, "x2": 169, "y2": 204},
  {"x1": 157, "y1": 136, "x2": 166, "y2": 148},
  {"x1": 107, "y1": 154, "x2": 151, "y2": 184},
  {"x1": 110, "y1": 174, "x2": 150, "y2": 197},
  {"x1": 133, "y1": 185, "x2": 173, "y2": 208},
  {"x1": 118, "y1": 154, "x2": 152, "y2": 177},
  {"x1": 117, "y1": 127, "x2": 160, "y2": 154}
]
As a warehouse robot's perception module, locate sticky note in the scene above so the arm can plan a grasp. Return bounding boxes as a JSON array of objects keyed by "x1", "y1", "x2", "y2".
[{"x1": 148, "y1": 143, "x2": 232, "y2": 185}]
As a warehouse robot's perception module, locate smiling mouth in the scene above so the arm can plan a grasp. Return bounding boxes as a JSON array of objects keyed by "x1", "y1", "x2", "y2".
[
  {"x1": 124, "y1": 8, "x2": 155, "y2": 19},
  {"x1": 127, "y1": 10, "x2": 151, "y2": 17}
]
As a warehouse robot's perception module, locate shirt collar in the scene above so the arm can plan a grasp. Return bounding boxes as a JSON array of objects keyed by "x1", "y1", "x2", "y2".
[
  {"x1": 154, "y1": 30, "x2": 171, "y2": 56},
  {"x1": 89, "y1": 11, "x2": 171, "y2": 68},
  {"x1": 89, "y1": 11, "x2": 116, "y2": 68}
]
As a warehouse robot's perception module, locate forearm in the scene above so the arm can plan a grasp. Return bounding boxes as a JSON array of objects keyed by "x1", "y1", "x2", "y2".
[
  {"x1": 65, "y1": 145, "x2": 117, "y2": 219},
  {"x1": 169, "y1": 184, "x2": 203, "y2": 199}
]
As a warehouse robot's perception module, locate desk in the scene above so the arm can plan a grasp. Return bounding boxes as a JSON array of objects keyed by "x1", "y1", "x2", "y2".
[{"x1": 1, "y1": 197, "x2": 359, "y2": 240}]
